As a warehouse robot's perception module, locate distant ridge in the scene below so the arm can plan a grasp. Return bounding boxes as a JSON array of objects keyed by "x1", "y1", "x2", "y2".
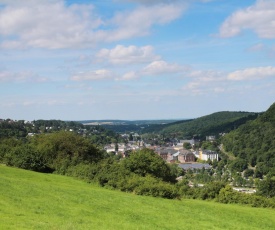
[
  {"x1": 142, "y1": 111, "x2": 259, "y2": 139},
  {"x1": 80, "y1": 119, "x2": 184, "y2": 126}
]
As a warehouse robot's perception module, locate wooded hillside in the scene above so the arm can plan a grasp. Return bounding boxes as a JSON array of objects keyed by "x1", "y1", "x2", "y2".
[
  {"x1": 146, "y1": 111, "x2": 259, "y2": 139},
  {"x1": 222, "y1": 103, "x2": 275, "y2": 177}
]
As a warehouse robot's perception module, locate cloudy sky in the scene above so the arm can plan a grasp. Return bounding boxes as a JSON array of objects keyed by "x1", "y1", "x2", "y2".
[{"x1": 1, "y1": 0, "x2": 275, "y2": 120}]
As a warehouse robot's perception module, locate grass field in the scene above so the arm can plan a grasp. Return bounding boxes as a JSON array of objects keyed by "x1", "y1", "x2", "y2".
[{"x1": 1, "y1": 165, "x2": 275, "y2": 230}]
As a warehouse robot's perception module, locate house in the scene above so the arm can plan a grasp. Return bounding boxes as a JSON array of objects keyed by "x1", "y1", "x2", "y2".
[
  {"x1": 206, "y1": 136, "x2": 216, "y2": 142},
  {"x1": 167, "y1": 151, "x2": 179, "y2": 163},
  {"x1": 104, "y1": 143, "x2": 141, "y2": 157},
  {"x1": 178, "y1": 149, "x2": 195, "y2": 163},
  {"x1": 175, "y1": 139, "x2": 200, "y2": 150},
  {"x1": 199, "y1": 150, "x2": 219, "y2": 161},
  {"x1": 180, "y1": 139, "x2": 195, "y2": 145},
  {"x1": 104, "y1": 144, "x2": 116, "y2": 153},
  {"x1": 193, "y1": 150, "x2": 200, "y2": 159},
  {"x1": 156, "y1": 147, "x2": 177, "y2": 161},
  {"x1": 174, "y1": 143, "x2": 183, "y2": 150}
]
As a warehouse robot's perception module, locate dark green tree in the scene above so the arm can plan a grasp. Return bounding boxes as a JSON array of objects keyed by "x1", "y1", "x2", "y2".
[
  {"x1": 122, "y1": 148, "x2": 175, "y2": 182},
  {"x1": 183, "y1": 142, "x2": 192, "y2": 149},
  {"x1": 257, "y1": 178, "x2": 275, "y2": 198}
]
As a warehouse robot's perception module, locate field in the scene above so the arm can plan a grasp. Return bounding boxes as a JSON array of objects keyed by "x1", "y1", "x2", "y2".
[{"x1": 1, "y1": 165, "x2": 275, "y2": 230}]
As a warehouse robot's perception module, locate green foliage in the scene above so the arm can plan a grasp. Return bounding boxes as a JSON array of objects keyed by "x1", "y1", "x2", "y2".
[
  {"x1": 122, "y1": 148, "x2": 175, "y2": 182},
  {"x1": 218, "y1": 185, "x2": 275, "y2": 208},
  {"x1": 183, "y1": 142, "x2": 192, "y2": 149},
  {"x1": 157, "y1": 111, "x2": 258, "y2": 139},
  {"x1": 257, "y1": 178, "x2": 275, "y2": 198},
  {"x1": 229, "y1": 158, "x2": 248, "y2": 172},
  {"x1": 0, "y1": 138, "x2": 23, "y2": 162},
  {"x1": 244, "y1": 169, "x2": 254, "y2": 178},
  {"x1": 65, "y1": 152, "x2": 179, "y2": 199},
  {"x1": 0, "y1": 132, "x2": 178, "y2": 199},
  {"x1": 0, "y1": 120, "x2": 29, "y2": 138},
  {"x1": 222, "y1": 102, "x2": 275, "y2": 178},
  {"x1": 131, "y1": 175, "x2": 179, "y2": 199},
  {"x1": 0, "y1": 119, "x2": 121, "y2": 147},
  {"x1": 177, "y1": 180, "x2": 226, "y2": 200},
  {"x1": 201, "y1": 141, "x2": 220, "y2": 151},
  {"x1": 200, "y1": 181, "x2": 227, "y2": 200},
  {"x1": 169, "y1": 163, "x2": 184, "y2": 178},
  {"x1": 1, "y1": 131, "x2": 103, "y2": 174},
  {"x1": 4, "y1": 144, "x2": 51, "y2": 172}
]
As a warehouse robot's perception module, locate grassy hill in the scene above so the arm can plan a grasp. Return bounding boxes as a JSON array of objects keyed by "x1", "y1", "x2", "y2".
[{"x1": 1, "y1": 165, "x2": 275, "y2": 230}]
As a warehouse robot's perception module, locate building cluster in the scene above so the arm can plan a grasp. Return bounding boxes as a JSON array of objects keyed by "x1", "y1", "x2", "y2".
[
  {"x1": 153, "y1": 146, "x2": 219, "y2": 163},
  {"x1": 104, "y1": 142, "x2": 143, "y2": 157},
  {"x1": 104, "y1": 138, "x2": 219, "y2": 164}
]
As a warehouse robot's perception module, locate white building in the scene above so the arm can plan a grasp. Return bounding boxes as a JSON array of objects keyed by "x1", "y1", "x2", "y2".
[{"x1": 199, "y1": 150, "x2": 219, "y2": 161}]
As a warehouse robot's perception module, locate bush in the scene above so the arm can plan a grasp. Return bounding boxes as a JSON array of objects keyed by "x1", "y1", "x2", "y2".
[
  {"x1": 200, "y1": 181, "x2": 227, "y2": 200},
  {"x1": 122, "y1": 148, "x2": 176, "y2": 182},
  {"x1": 131, "y1": 176, "x2": 180, "y2": 199},
  {"x1": 218, "y1": 185, "x2": 275, "y2": 208},
  {"x1": 257, "y1": 177, "x2": 275, "y2": 198},
  {"x1": 4, "y1": 145, "x2": 52, "y2": 173}
]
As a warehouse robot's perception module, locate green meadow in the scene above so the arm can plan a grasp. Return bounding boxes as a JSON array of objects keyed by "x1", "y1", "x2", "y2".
[{"x1": 1, "y1": 165, "x2": 275, "y2": 230}]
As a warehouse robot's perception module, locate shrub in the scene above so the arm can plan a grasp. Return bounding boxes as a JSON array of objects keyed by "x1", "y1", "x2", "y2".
[
  {"x1": 4, "y1": 145, "x2": 52, "y2": 173},
  {"x1": 200, "y1": 181, "x2": 227, "y2": 200},
  {"x1": 132, "y1": 176, "x2": 180, "y2": 199},
  {"x1": 122, "y1": 148, "x2": 176, "y2": 182},
  {"x1": 218, "y1": 185, "x2": 275, "y2": 208}
]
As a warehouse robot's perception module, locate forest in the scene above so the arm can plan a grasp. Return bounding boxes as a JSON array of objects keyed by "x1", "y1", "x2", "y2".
[
  {"x1": 149, "y1": 111, "x2": 259, "y2": 139},
  {"x1": 100, "y1": 111, "x2": 259, "y2": 140},
  {"x1": 0, "y1": 119, "x2": 121, "y2": 146},
  {"x1": 222, "y1": 102, "x2": 275, "y2": 179}
]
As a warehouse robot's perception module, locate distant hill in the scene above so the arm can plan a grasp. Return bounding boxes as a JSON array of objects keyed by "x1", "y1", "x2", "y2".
[
  {"x1": 143, "y1": 111, "x2": 259, "y2": 140},
  {"x1": 80, "y1": 119, "x2": 181, "y2": 125},
  {"x1": 80, "y1": 119, "x2": 184, "y2": 133},
  {"x1": 222, "y1": 102, "x2": 275, "y2": 177}
]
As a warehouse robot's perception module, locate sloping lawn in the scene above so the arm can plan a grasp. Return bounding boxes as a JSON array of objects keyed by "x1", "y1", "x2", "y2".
[{"x1": 1, "y1": 165, "x2": 275, "y2": 230}]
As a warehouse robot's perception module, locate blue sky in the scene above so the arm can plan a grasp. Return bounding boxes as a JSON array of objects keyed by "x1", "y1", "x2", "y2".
[{"x1": 0, "y1": 0, "x2": 275, "y2": 120}]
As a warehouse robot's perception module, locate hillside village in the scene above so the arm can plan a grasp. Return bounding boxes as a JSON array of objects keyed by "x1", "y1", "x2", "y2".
[
  {"x1": 104, "y1": 134, "x2": 219, "y2": 170},
  {"x1": 1, "y1": 119, "x2": 219, "y2": 168},
  {"x1": 1, "y1": 103, "x2": 275, "y2": 206}
]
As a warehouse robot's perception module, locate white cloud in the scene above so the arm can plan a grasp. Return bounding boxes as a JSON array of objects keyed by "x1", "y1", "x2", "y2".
[
  {"x1": 96, "y1": 45, "x2": 160, "y2": 64},
  {"x1": 115, "y1": 71, "x2": 139, "y2": 81},
  {"x1": 0, "y1": 1, "x2": 186, "y2": 49},
  {"x1": 64, "y1": 83, "x2": 93, "y2": 91},
  {"x1": 0, "y1": 0, "x2": 58, "y2": 5},
  {"x1": 247, "y1": 43, "x2": 265, "y2": 52},
  {"x1": 119, "y1": 0, "x2": 181, "y2": 5},
  {"x1": 0, "y1": 1, "x2": 103, "y2": 49},
  {"x1": 143, "y1": 60, "x2": 184, "y2": 75},
  {"x1": 101, "y1": 3, "x2": 186, "y2": 42},
  {"x1": 227, "y1": 66, "x2": 275, "y2": 81},
  {"x1": 70, "y1": 69, "x2": 114, "y2": 81},
  {"x1": 182, "y1": 69, "x2": 226, "y2": 95},
  {"x1": 188, "y1": 70, "x2": 223, "y2": 81},
  {"x1": 119, "y1": 0, "x2": 213, "y2": 4},
  {"x1": 181, "y1": 66, "x2": 275, "y2": 96},
  {"x1": 0, "y1": 70, "x2": 48, "y2": 82},
  {"x1": 219, "y1": 0, "x2": 275, "y2": 38}
]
